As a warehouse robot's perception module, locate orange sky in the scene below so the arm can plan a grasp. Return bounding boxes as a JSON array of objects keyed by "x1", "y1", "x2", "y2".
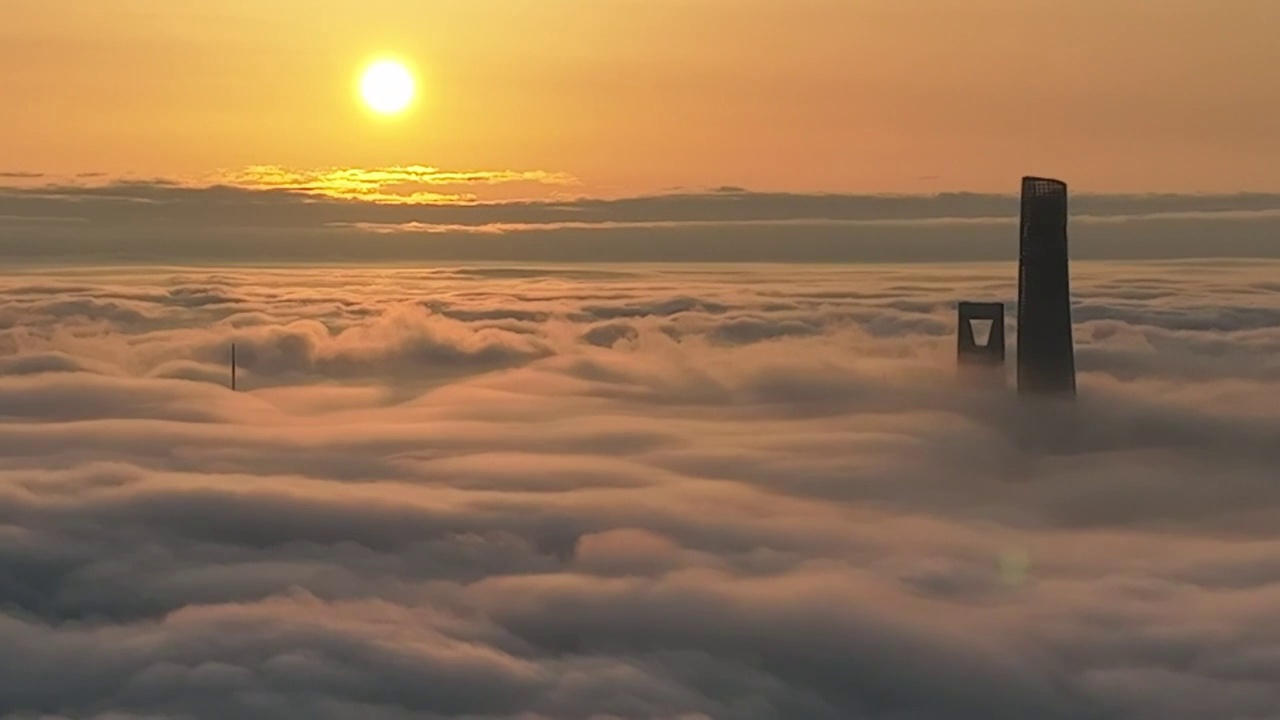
[{"x1": 2, "y1": 0, "x2": 1278, "y2": 195}]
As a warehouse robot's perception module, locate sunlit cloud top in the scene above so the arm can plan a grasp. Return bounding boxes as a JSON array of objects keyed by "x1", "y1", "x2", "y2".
[{"x1": 218, "y1": 165, "x2": 581, "y2": 203}]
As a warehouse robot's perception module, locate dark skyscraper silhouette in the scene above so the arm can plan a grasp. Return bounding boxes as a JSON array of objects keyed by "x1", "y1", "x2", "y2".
[
  {"x1": 957, "y1": 301, "x2": 1005, "y2": 369},
  {"x1": 1016, "y1": 176, "x2": 1076, "y2": 397}
]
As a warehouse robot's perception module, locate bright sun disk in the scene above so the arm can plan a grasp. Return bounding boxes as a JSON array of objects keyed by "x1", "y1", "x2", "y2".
[{"x1": 360, "y1": 60, "x2": 415, "y2": 115}]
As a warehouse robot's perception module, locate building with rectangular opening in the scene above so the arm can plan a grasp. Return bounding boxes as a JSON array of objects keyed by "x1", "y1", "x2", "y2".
[{"x1": 958, "y1": 301, "x2": 1005, "y2": 368}]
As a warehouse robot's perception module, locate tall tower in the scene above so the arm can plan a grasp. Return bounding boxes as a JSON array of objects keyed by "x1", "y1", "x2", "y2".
[
  {"x1": 957, "y1": 301, "x2": 1005, "y2": 368},
  {"x1": 1016, "y1": 176, "x2": 1076, "y2": 397},
  {"x1": 957, "y1": 301, "x2": 1006, "y2": 388}
]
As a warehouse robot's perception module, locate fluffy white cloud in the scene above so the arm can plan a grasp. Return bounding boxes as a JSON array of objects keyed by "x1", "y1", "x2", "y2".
[{"x1": 0, "y1": 261, "x2": 1278, "y2": 719}]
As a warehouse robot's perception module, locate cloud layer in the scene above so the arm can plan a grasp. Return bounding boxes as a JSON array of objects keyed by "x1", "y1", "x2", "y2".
[
  {"x1": 4, "y1": 177, "x2": 1280, "y2": 262},
  {"x1": 1, "y1": 261, "x2": 1279, "y2": 719}
]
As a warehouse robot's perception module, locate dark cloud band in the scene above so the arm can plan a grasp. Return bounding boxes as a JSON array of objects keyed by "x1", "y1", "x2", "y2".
[{"x1": 4, "y1": 181, "x2": 1280, "y2": 262}]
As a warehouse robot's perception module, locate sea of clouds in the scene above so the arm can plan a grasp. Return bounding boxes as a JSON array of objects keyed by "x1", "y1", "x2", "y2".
[{"x1": 1, "y1": 260, "x2": 1279, "y2": 719}]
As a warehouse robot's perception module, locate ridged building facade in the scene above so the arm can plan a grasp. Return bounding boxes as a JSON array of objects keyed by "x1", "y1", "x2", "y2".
[{"x1": 1016, "y1": 176, "x2": 1077, "y2": 397}]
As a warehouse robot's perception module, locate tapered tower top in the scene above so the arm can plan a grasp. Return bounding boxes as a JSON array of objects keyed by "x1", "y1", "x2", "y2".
[{"x1": 1021, "y1": 176, "x2": 1067, "y2": 195}]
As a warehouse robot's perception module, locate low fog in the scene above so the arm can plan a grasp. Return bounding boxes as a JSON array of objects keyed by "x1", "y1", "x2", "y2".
[{"x1": 1, "y1": 261, "x2": 1279, "y2": 719}]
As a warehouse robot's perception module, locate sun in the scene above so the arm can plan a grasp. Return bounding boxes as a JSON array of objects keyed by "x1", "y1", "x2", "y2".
[{"x1": 359, "y1": 60, "x2": 416, "y2": 115}]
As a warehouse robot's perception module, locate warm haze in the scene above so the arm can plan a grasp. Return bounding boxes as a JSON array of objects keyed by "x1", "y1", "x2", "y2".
[
  {"x1": 4, "y1": 0, "x2": 1280, "y2": 193},
  {"x1": 5, "y1": 1, "x2": 1280, "y2": 264},
  {"x1": 2, "y1": 3, "x2": 1280, "y2": 720}
]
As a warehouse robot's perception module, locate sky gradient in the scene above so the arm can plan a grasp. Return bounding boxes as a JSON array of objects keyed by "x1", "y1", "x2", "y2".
[{"x1": 4, "y1": 0, "x2": 1279, "y2": 195}]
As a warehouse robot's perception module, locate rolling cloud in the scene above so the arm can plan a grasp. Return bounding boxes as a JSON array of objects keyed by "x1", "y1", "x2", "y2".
[{"x1": 1, "y1": 262, "x2": 1279, "y2": 718}]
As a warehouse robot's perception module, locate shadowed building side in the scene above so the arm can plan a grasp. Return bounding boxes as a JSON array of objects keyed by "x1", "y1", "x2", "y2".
[{"x1": 1017, "y1": 176, "x2": 1076, "y2": 397}]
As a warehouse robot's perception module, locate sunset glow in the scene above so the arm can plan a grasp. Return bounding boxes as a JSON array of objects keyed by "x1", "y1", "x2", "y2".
[{"x1": 2, "y1": 3, "x2": 1280, "y2": 719}]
